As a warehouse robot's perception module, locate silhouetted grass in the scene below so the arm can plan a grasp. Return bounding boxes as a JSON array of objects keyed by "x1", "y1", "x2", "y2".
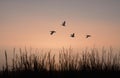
[{"x1": 0, "y1": 47, "x2": 120, "y2": 78}]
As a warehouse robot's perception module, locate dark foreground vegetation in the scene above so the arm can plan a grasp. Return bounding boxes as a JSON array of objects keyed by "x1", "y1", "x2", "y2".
[{"x1": 0, "y1": 48, "x2": 120, "y2": 78}]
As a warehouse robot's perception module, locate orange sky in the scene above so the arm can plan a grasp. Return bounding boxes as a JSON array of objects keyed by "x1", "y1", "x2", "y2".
[{"x1": 0, "y1": 0, "x2": 120, "y2": 49}]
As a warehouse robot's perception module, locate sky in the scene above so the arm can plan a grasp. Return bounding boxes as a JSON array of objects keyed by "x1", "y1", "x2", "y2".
[{"x1": 0, "y1": 0, "x2": 120, "y2": 49}]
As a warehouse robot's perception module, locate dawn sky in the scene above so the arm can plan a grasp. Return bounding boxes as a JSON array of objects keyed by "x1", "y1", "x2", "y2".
[{"x1": 0, "y1": 0, "x2": 120, "y2": 49}]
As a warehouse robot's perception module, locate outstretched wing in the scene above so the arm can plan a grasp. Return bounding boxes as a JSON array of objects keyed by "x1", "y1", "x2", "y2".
[
  {"x1": 86, "y1": 35, "x2": 91, "y2": 38},
  {"x1": 50, "y1": 31, "x2": 56, "y2": 35},
  {"x1": 70, "y1": 33, "x2": 75, "y2": 37},
  {"x1": 62, "y1": 21, "x2": 66, "y2": 26}
]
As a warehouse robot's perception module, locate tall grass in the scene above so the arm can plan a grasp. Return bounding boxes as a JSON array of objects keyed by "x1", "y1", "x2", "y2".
[{"x1": 0, "y1": 47, "x2": 120, "y2": 78}]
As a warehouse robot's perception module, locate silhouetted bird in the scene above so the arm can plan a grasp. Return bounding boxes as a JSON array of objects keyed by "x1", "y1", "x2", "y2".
[
  {"x1": 62, "y1": 21, "x2": 66, "y2": 26},
  {"x1": 86, "y1": 35, "x2": 91, "y2": 38},
  {"x1": 70, "y1": 33, "x2": 75, "y2": 37},
  {"x1": 50, "y1": 31, "x2": 56, "y2": 35}
]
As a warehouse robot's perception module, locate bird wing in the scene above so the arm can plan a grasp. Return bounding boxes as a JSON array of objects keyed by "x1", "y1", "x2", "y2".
[
  {"x1": 62, "y1": 21, "x2": 66, "y2": 26},
  {"x1": 50, "y1": 31, "x2": 56, "y2": 35}
]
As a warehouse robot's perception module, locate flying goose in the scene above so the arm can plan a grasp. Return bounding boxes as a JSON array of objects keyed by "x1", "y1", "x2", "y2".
[
  {"x1": 86, "y1": 35, "x2": 91, "y2": 38},
  {"x1": 50, "y1": 31, "x2": 56, "y2": 35},
  {"x1": 70, "y1": 33, "x2": 75, "y2": 37}
]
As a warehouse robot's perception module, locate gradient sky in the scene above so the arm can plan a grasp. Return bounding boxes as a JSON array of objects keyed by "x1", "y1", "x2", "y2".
[{"x1": 0, "y1": 0, "x2": 120, "y2": 49}]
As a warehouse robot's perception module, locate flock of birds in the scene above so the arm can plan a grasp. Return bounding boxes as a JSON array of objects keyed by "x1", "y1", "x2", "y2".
[{"x1": 50, "y1": 21, "x2": 91, "y2": 38}]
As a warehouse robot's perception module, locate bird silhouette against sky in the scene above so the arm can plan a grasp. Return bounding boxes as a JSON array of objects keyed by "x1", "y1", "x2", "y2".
[
  {"x1": 49, "y1": 21, "x2": 92, "y2": 39},
  {"x1": 70, "y1": 33, "x2": 75, "y2": 38},
  {"x1": 62, "y1": 21, "x2": 66, "y2": 26},
  {"x1": 86, "y1": 35, "x2": 91, "y2": 38},
  {"x1": 50, "y1": 31, "x2": 56, "y2": 35}
]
